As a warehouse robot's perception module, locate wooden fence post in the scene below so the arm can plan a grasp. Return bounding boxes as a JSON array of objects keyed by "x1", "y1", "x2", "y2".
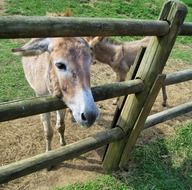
[
  {"x1": 110, "y1": 47, "x2": 147, "y2": 128},
  {"x1": 102, "y1": 46, "x2": 146, "y2": 163},
  {"x1": 103, "y1": 0, "x2": 187, "y2": 171},
  {"x1": 119, "y1": 75, "x2": 165, "y2": 168}
]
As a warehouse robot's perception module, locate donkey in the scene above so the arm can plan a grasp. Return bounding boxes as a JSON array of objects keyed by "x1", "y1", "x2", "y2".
[
  {"x1": 85, "y1": 36, "x2": 168, "y2": 106},
  {"x1": 12, "y1": 37, "x2": 99, "y2": 152}
]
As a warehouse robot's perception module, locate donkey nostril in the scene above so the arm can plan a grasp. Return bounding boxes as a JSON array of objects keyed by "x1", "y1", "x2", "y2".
[{"x1": 81, "y1": 113, "x2": 87, "y2": 121}]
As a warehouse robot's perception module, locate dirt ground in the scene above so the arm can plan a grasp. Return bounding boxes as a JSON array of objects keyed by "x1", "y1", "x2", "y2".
[{"x1": 0, "y1": 57, "x2": 191, "y2": 190}]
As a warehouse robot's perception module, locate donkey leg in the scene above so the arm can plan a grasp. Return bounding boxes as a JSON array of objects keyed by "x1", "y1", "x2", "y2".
[
  {"x1": 161, "y1": 84, "x2": 168, "y2": 107},
  {"x1": 68, "y1": 109, "x2": 76, "y2": 123},
  {"x1": 56, "y1": 109, "x2": 66, "y2": 146},
  {"x1": 113, "y1": 72, "x2": 125, "y2": 105},
  {"x1": 112, "y1": 74, "x2": 120, "y2": 105},
  {"x1": 41, "y1": 112, "x2": 53, "y2": 152}
]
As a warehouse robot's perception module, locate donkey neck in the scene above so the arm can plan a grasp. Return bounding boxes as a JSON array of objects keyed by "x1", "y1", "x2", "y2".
[{"x1": 94, "y1": 38, "x2": 122, "y2": 66}]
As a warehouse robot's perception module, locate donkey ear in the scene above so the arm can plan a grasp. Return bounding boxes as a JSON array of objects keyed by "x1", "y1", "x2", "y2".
[
  {"x1": 12, "y1": 38, "x2": 52, "y2": 56},
  {"x1": 86, "y1": 36, "x2": 104, "y2": 47}
]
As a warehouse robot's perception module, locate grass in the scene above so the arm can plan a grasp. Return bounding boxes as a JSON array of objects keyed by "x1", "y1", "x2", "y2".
[
  {"x1": 170, "y1": 43, "x2": 192, "y2": 63},
  {"x1": 0, "y1": 39, "x2": 34, "y2": 102},
  {"x1": 55, "y1": 122, "x2": 192, "y2": 190},
  {"x1": 5, "y1": 0, "x2": 163, "y2": 18},
  {"x1": 55, "y1": 175, "x2": 129, "y2": 190}
]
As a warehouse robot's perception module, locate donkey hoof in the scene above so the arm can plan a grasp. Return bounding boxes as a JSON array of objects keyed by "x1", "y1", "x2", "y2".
[
  {"x1": 162, "y1": 102, "x2": 167, "y2": 107},
  {"x1": 46, "y1": 164, "x2": 55, "y2": 171},
  {"x1": 71, "y1": 116, "x2": 76, "y2": 123},
  {"x1": 60, "y1": 141, "x2": 66, "y2": 146},
  {"x1": 112, "y1": 101, "x2": 117, "y2": 105}
]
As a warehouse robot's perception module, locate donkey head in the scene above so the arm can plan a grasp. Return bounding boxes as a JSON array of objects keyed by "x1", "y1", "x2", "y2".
[
  {"x1": 84, "y1": 36, "x2": 106, "y2": 64},
  {"x1": 12, "y1": 37, "x2": 99, "y2": 127}
]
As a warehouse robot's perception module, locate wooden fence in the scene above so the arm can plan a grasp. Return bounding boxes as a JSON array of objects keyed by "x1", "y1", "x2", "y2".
[{"x1": 0, "y1": 0, "x2": 192, "y2": 184}]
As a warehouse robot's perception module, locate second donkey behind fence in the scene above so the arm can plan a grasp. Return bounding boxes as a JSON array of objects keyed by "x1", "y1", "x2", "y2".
[{"x1": 85, "y1": 36, "x2": 168, "y2": 106}]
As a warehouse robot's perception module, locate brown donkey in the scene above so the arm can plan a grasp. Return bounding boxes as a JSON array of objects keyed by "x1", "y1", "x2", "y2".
[
  {"x1": 13, "y1": 37, "x2": 99, "y2": 152},
  {"x1": 85, "y1": 36, "x2": 168, "y2": 106}
]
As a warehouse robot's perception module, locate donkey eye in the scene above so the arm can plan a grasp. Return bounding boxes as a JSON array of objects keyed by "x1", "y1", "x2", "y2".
[{"x1": 55, "y1": 62, "x2": 67, "y2": 71}]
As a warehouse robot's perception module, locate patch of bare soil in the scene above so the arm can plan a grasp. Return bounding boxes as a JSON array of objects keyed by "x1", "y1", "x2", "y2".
[{"x1": 0, "y1": 58, "x2": 191, "y2": 189}]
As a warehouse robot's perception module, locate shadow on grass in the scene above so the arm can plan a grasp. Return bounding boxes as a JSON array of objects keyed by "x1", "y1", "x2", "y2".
[
  {"x1": 114, "y1": 124, "x2": 192, "y2": 190},
  {"x1": 52, "y1": 123, "x2": 192, "y2": 190}
]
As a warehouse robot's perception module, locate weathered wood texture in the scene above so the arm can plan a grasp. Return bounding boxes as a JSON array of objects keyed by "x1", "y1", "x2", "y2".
[
  {"x1": 119, "y1": 75, "x2": 165, "y2": 168},
  {"x1": 0, "y1": 100, "x2": 190, "y2": 184},
  {"x1": 119, "y1": 1, "x2": 188, "y2": 168},
  {"x1": 165, "y1": 69, "x2": 192, "y2": 85},
  {"x1": 0, "y1": 17, "x2": 169, "y2": 38},
  {"x1": 179, "y1": 22, "x2": 192, "y2": 35},
  {"x1": 144, "y1": 101, "x2": 192, "y2": 129},
  {"x1": 102, "y1": 47, "x2": 146, "y2": 168},
  {"x1": 0, "y1": 127, "x2": 125, "y2": 184},
  {"x1": 1, "y1": 68, "x2": 191, "y2": 123},
  {"x1": 0, "y1": 16, "x2": 191, "y2": 39},
  {"x1": 103, "y1": 1, "x2": 188, "y2": 170},
  {"x1": 103, "y1": 75, "x2": 165, "y2": 170},
  {"x1": 111, "y1": 47, "x2": 147, "y2": 128},
  {"x1": 0, "y1": 79, "x2": 143, "y2": 122},
  {"x1": 102, "y1": 68, "x2": 192, "y2": 163}
]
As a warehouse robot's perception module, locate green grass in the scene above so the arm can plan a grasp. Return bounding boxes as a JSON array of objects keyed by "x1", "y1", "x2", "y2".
[
  {"x1": 182, "y1": 0, "x2": 192, "y2": 22},
  {"x1": 55, "y1": 175, "x2": 129, "y2": 190},
  {"x1": 0, "y1": 39, "x2": 34, "y2": 102},
  {"x1": 5, "y1": 0, "x2": 163, "y2": 18},
  {"x1": 170, "y1": 42, "x2": 192, "y2": 63},
  {"x1": 55, "y1": 123, "x2": 192, "y2": 190}
]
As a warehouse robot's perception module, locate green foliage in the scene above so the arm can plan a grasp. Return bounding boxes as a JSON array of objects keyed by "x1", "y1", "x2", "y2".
[{"x1": 55, "y1": 123, "x2": 192, "y2": 190}]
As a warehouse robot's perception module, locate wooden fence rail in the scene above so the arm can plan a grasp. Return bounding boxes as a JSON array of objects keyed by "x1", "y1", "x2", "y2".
[
  {"x1": 0, "y1": 16, "x2": 191, "y2": 38},
  {"x1": 144, "y1": 101, "x2": 192, "y2": 129},
  {"x1": 1, "y1": 69, "x2": 191, "y2": 123},
  {"x1": 0, "y1": 79, "x2": 143, "y2": 122},
  {"x1": 0, "y1": 17, "x2": 169, "y2": 38},
  {"x1": 180, "y1": 22, "x2": 192, "y2": 35},
  {"x1": 0, "y1": 127, "x2": 125, "y2": 184},
  {"x1": 165, "y1": 69, "x2": 192, "y2": 85},
  {"x1": 0, "y1": 100, "x2": 191, "y2": 184}
]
